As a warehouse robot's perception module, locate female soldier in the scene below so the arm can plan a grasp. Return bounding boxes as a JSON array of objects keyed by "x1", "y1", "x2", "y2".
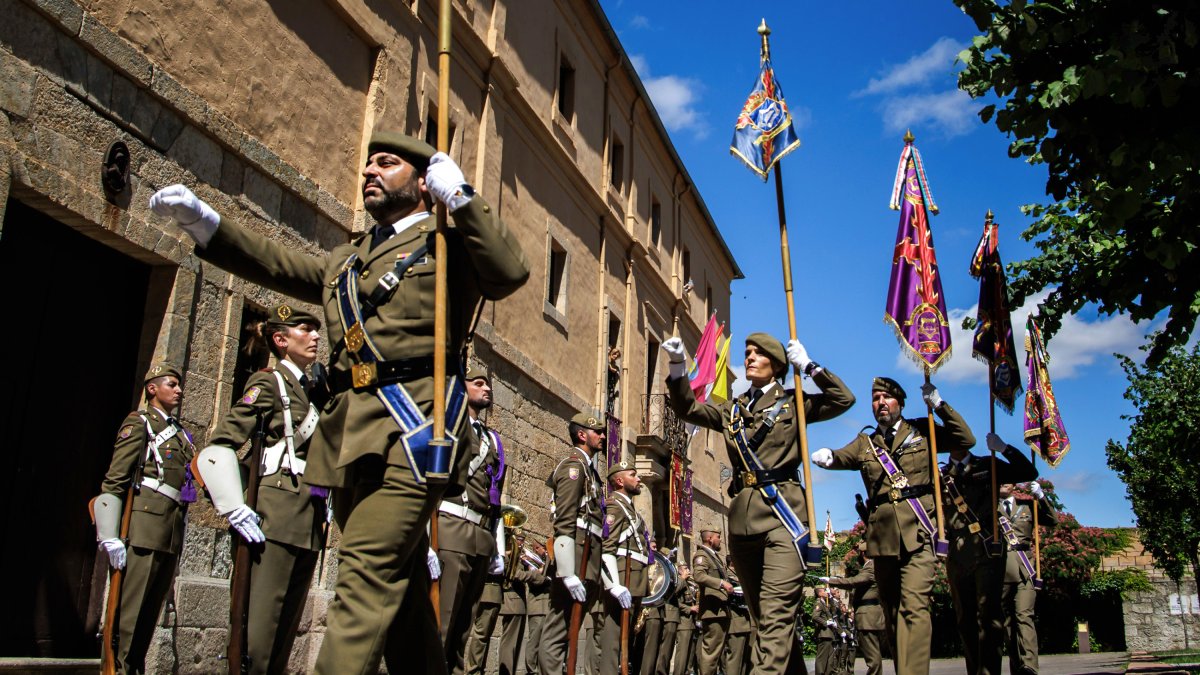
[{"x1": 195, "y1": 304, "x2": 326, "y2": 674}]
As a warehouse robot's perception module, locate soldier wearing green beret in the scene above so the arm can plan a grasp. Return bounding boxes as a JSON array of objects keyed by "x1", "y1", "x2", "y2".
[
  {"x1": 91, "y1": 362, "x2": 196, "y2": 674},
  {"x1": 663, "y1": 333, "x2": 854, "y2": 675},
  {"x1": 812, "y1": 377, "x2": 975, "y2": 675},
  {"x1": 193, "y1": 304, "x2": 325, "y2": 674},
  {"x1": 541, "y1": 412, "x2": 607, "y2": 673},
  {"x1": 150, "y1": 130, "x2": 529, "y2": 674},
  {"x1": 598, "y1": 460, "x2": 650, "y2": 674}
]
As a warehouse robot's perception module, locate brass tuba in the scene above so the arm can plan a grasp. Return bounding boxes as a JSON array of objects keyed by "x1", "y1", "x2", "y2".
[{"x1": 500, "y1": 504, "x2": 528, "y2": 579}]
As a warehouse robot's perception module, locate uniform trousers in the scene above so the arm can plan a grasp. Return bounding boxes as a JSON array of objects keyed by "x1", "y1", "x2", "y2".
[
  {"x1": 117, "y1": 546, "x2": 178, "y2": 675},
  {"x1": 525, "y1": 612, "x2": 545, "y2": 674},
  {"x1": 599, "y1": 595, "x2": 643, "y2": 675},
  {"x1": 947, "y1": 553, "x2": 1005, "y2": 675},
  {"x1": 314, "y1": 458, "x2": 444, "y2": 675},
  {"x1": 637, "y1": 612, "x2": 663, "y2": 675},
  {"x1": 858, "y1": 629, "x2": 884, "y2": 675},
  {"x1": 815, "y1": 638, "x2": 834, "y2": 675},
  {"x1": 540, "y1": 580, "x2": 598, "y2": 674},
  {"x1": 723, "y1": 630, "x2": 749, "y2": 675},
  {"x1": 694, "y1": 615, "x2": 727, "y2": 675},
  {"x1": 499, "y1": 612, "x2": 525, "y2": 675},
  {"x1": 728, "y1": 525, "x2": 806, "y2": 675},
  {"x1": 873, "y1": 539, "x2": 936, "y2": 675},
  {"x1": 1002, "y1": 579, "x2": 1039, "y2": 675},
  {"x1": 671, "y1": 622, "x2": 695, "y2": 675},
  {"x1": 465, "y1": 599, "x2": 501, "y2": 674},
  {"x1": 656, "y1": 620, "x2": 677, "y2": 675},
  {"x1": 440, "y1": 549, "x2": 491, "y2": 674},
  {"x1": 245, "y1": 539, "x2": 319, "y2": 675}
]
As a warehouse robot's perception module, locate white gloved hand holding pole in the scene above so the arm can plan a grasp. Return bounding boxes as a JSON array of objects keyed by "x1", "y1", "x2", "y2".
[
  {"x1": 786, "y1": 340, "x2": 812, "y2": 373},
  {"x1": 227, "y1": 505, "x2": 266, "y2": 544},
  {"x1": 563, "y1": 574, "x2": 587, "y2": 603},
  {"x1": 811, "y1": 448, "x2": 834, "y2": 468},
  {"x1": 427, "y1": 548, "x2": 442, "y2": 580},
  {"x1": 149, "y1": 185, "x2": 221, "y2": 246},
  {"x1": 424, "y1": 152, "x2": 473, "y2": 212},
  {"x1": 609, "y1": 583, "x2": 632, "y2": 609},
  {"x1": 921, "y1": 382, "x2": 944, "y2": 410},
  {"x1": 99, "y1": 538, "x2": 126, "y2": 570},
  {"x1": 1029, "y1": 481, "x2": 1045, "y2": 499}
]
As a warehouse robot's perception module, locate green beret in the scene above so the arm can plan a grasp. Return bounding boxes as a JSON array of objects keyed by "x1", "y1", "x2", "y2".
[
  {"x1": 607, "y1": 459, "x2": 636, "y2": 480},
  {"x1": 872, "y1": 377, "x2": 907, "y2": 403},
  {"x1": 266, "y1": 303, "x2": 321, "y2": 329},
  {"x1": 367, "y1": 130, "x2": 436, "y2": 169},
  {"x1": 144, "y1": 362, "x2": 182, "y2": 383},
  {"x1": 464, "y1": 365, "x2": 490, "y2": 383},
  {"x1": 745, "y1": 332, "x2": 787, "y2": 369},
  {"x1": 570, "y1": 412, "x2": 605, "y2": 432}
]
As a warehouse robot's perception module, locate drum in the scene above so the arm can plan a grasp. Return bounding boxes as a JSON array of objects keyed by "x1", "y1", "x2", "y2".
[{"x1": 642, "y1": 550, "x2": 679, "y2": 607}]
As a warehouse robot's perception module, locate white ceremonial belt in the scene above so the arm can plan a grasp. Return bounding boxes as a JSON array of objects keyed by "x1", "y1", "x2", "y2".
[
  {"x1": 140, "y1": 477, "x2": 181, "y2": 504},
  {"x1": 616, "y1": 550, "x2": 649, "y2": 565},
  {"x1": 575, "y1": 517, "x2": 603, "y2": 538},
  {"x1": 439, "y1": 501, "x2": 485, "y2": 525}
]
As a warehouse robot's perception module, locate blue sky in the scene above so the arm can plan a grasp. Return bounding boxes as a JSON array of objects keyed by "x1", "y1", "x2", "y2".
[{"x1": 598, "y1": 1, "x2": 1159, "y2": 530}]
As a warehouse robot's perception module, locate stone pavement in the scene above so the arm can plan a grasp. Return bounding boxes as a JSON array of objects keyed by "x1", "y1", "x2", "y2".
[{"x1": 801, "y1": 651, "x2": 1131, "y2": 674}]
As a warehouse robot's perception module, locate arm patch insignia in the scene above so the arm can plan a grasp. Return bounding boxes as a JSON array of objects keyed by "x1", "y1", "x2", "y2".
[
  {"x1": 568, "y1": 466, "x2": 579, "y2": 481},
  {"x1": 242, "y1": 386, "x2": 262, "y2": 405},
  {"x1": 117, "y1": 425, "x2": 134, "y2": 440}
]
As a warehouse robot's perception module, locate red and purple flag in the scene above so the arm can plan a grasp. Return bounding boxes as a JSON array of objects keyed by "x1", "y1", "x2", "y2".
[
  {"x1": 1023, "y1": 316, "x2": 1070, "y2": 467},
  {"x1": 884, "y1": 139, "x2": 952, "y2": 371},
  {"x1": 969, "y1": 213, "x2": 1022, "y2": 413}
]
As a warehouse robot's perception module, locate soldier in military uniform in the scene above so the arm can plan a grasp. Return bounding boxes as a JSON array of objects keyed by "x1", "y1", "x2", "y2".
[
  {"x1": 941, "y1": 433, "x2": 1038, "y2": 675},
  {"x1": 540, "y1": 413, "x2": 606, "y2": 674},
  {"x1": 436, "y1": 366, "x2": 508, "y2": 674},
  {"x1": 812, "y1": 587, "x2": 837, "y2": 675},
  {"x1": 655, "y1": 556, "x2": 685, "y2": 675},
  {"x1": 672, "y1": 563, "x2": 699, "y2": 675},
  {"x1": 664, "y1": 334, "x2": 854, "y2": 675},
  {"x1": 193, "y1": 305, "x2": 327, "y2": 674},
  {"x1": 91, "y1": 362, "x2": 197, "y2": 674},
  {"x1": 463, "y1": 575, "x2": 503, "y2": 674},
  {"x1": 150, "y1": 131, "x2": 529, "y2": 674},
  {"x1": 691, "y1": 530, "x2": 731, "y2": 675},
  {"x1": 524, "y1": 539, "x2": 552, "y2": 674},
  {"x1": 999, "y1": 480, "x2": 1057, "y2": 675},
  {"x1": 812, "y1": 377, "x2": 975, "y2": 675},
  {"x1": 599, "y1": 460, "x2": 650, "y2": 674},
  {"x1": 499, "y1": 531, "x2": 549, "y2": 675},
  {"x1": 636, "y1": 601, "x2": 664, "y2": 675},
  {"x1": 821, "y1": 543, "x2": 885, "y2": 675},
  {"x1": 722, "y1": 559, "x2": 751, "y2": 675}
]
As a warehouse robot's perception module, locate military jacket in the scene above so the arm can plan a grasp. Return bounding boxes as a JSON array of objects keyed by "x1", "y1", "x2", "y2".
[
  {"x1": 208, "y1": 365, "x2": 325, "y2": 550},
  {"x1": 691, "y1": 545, "x2": 728, "y2": 621},
  {"x1": 480, "y1": 576, "x2": 502, "y2": 605},
  {"x1": 663, "y1": 578, "x2": 683, "y2": 624},
  {"x1": 102, "y1": 407, "x2": 195, "y2": 554},
  {"x1": 826, "y1": 559, "x2": 883, "y2": 631},
  {"x1": 526, "y1": 566, "x2": 551, "y2": 616},
  {"x1": 1002, "y1": 495, "x2": 1057, "y2": 583},
  {"x1": 679, "y1": 578, "x2": 700, "y2": 627},
  {"x1": 941, "y1": 448, "x2": 1037, "y2": 568},
  {"x1": 195, "y1": 199, "x2": 529, "y2": 489},
  {"x1": 827, "y1": 403, "x2": 975, "y2": 557},
  {"x1": 548, "y1": 447, "x2": 604, "y2": 582},
  {"x1": 812, "y1": 597, "x2": 837, "y2": 640},
  {"x1": 603, "y1": 491, "x2": 650, "y2": 596},
  {"x1": 439, "y1": 419, "x2": 504, "y2": 557},
  {"x1": 667, "y1": 370, "x2": 854, "y2": 536}
]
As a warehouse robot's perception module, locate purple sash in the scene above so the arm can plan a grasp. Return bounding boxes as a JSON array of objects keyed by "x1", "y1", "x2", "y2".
[
  {"x1": 872, "y1": 441, "x2": 937, "y2": 537},
  {"x1": 485, "y1": 429, "x2": 506, "y2": 507},
  {"x1": 998, "y1": 514, "x2": 1039, "y2": 586}
]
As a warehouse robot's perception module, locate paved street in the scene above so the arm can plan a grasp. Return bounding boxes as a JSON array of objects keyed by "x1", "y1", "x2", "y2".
[{"x1": 802, "y1": 651, "x2": 1130, "y2": 674}]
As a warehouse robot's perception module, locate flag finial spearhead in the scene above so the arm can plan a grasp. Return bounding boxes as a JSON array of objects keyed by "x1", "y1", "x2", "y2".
[
  {"x1": 903, "y1": 129, "x2": 915, "y2": 144},
  {"x1": 985, "y1": 209, "x2": 994, "y2": 223}
]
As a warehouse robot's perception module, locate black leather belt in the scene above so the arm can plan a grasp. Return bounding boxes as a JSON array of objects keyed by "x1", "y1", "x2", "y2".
[
  {"x1": 730, "y1": 466, "x2": 798, "y2": 493},
  {"x1": 329, "y1": 356, "x2": 434, "y2": 393},
  {"x1": 867, "y1": 484, "x2": 933, "y2": 510}
]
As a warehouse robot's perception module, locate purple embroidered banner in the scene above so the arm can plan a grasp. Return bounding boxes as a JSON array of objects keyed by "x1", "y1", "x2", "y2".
[{"x1": 681, "y1": 468, "x2": 694, "y2": 536}]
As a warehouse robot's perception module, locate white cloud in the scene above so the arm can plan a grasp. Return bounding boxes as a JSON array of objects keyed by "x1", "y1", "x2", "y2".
[
  {"x1": 629, "y1": 54, "x2": 650, "y2": 78},
  {"x1": 630, "y1": 14, "x2": 650, "y2": 29},
  {"x1": 628, "y1": 54, "x2": 708, "y2": 138},
  {"x1": 1052, "y1": 470, "x2": 1098, "y2": 493},
  {"x1": 856, "y1": 37, "x2": 964, "y2": 97},
  {"x1": 895, "y1": 289, "x2": 1157, "y2": 381},
  {"x1": 881, "y1": 89, "x2": 979, "y2": 138}
]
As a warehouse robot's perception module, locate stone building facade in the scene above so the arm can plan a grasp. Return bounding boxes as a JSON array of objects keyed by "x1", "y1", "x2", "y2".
[
  {"x1": 0, "y1": 0, "x2": 740, "y2": 670},
  {"x1": 1101, "y1": 530, "x2": 1199, "y2": 652}
]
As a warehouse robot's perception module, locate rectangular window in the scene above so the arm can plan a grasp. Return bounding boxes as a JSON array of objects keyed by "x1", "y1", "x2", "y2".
[
  {"x1": 546, "y1": 239, "x2": 568, "y2": 314},
  {"x1": 232, "y1": 303, "x2": 269, "y2": 407},
  {"x1": 650, "y1": 197, "x2": 662, "y2": 247},
  {"x1": 423, "y1": 113, "x2": 456, "y2": 153},
  {"x1": 610, "y1": 136, "x2": 625, "y2": 193},
  {"x1": 706, "y1": 284, "x2": 714, "y2": 318},
  {"x1": 558, "y1": 56, "x2": 576, "y2": 121},
  {"x1": 645, "y1": 336, "x2": 660, "y2": 401},
  {"x1": 682, "y1": 248, "x2": 692, "y2": 289}
]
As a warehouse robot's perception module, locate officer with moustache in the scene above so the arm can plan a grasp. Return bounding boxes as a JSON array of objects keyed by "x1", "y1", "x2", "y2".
[
  {"x1": 540, "y1": 413, "x2": 606, "y2": 674},
  {"x1": 812, "y1": 378, "x2": 975, "y2": 675},
  {"x1": 599, "y1": 460, "x2": 650, "y2": 675}
]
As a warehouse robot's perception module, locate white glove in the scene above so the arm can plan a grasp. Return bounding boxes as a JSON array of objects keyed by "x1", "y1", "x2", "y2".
[
  {"x1": 662, "y1": 337, "x2": 688, "y2": 379},
  {"x1": 811, "y1": 448, "x2": 834, "y2": 468},
  {"x1": 609, "y1": 583, "x2": 632, "y2": 609},
  {"x1": 1029, "y1": 481, "x2": 1045, "y2": 499},
  {"x1": 921, "y1": 382, "x2": 943, "y2": 410},
  {"x1": 488, "y1": 554, "x2": 505, "y2": 575},
  {"x1": 786, "y1": 340, "x2": 812, "y2": 373},
  {"x1": 99, "y1": 538, "x2": 126, "y2": 570},
  {"x1": 825, "y1": 619, "x2": 837, "y2": 627},
  {"x1": 818, "y1": 576, "x2": 831, "y2": 583},
  {"x1": 149, "y1": 185, "x2": 220, "y2": 246},
  {"x1": 986, "y1": 432, "x2": 1007, "y2": 455},
  {"x1": 563, "y1": 574, "x2": 587, "y2": 603},
  {"x1": 227, "y1": 505, "x2": 265, "y2": 544},
  {"x1": 427, "y1": 548, "x2": 442, "y2": 580},
  {"x1": 425, "y1": 152, "x2": 473, "y2": 212}
]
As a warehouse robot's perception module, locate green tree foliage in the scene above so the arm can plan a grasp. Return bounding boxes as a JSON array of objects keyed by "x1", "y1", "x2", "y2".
[
  {"x1": 955, "y1": 1, "x2": 1200, "y2": 362},
  {"x1": 1106, "y1": 341, "x2": 1200, "y2": 582}
]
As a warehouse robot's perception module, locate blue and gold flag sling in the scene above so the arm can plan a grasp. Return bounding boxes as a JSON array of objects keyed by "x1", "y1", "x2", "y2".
[
  {"x1": 334, "y1": 252, "x2": 466, "y2": 484},
  {"x1": 727, "y1": 399, "x2": 812, "y2": 561}
]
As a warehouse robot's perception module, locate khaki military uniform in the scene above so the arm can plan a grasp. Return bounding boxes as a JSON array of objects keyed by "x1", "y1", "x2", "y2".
[
  {"x1": 655, "y1": 579, "x2": 682, "y2": 675},
  {"x1": 825, "y1": 402, "x2": 975, "y2": 675},
  {"x1": 723, "y1": 565, "x2": 751, "y2": 675},
  {"x1": 207, "y1": 363, "x2": 327, "y2": 674},
  {"x1": 101, "y1": 406, "x2": 195, "y2": 674},
  {"x1": 636, "y1": 604, "x2": 663, "y2": 675},
  {"x1": 438, "y1": 419, "x2": 505, "y2": 675},
  {"x1": 812, "y1": 595, "x2": 837, "y2": 675},
  {"x1": 541, "y1": 447, "x2": 605, "y2": 674},
  {"x1": 599, "y1": 491, "x2": 649, "y2": 675},
  {"x1": 691, "y1": 545, "x2": 729, "y2": 675},
  {"x1": 1001, "y1": 494, "x2": 1056, "y2": 675},
  {"x1": 826, "y1": 559, "x2": 884, "y2": 675},
  {"x1": 463, "y1": 577, "x2": 502, "y2": 673},
  {"x1": 194, "y1": 194, "x2": 529, "y2": 674},
  {"x1": 499, "y1": 548, "x2": 549, "y2": 675},
  {"x1": 525, "y1": 560, "x2": 551, "y2": 675},
  {"x1": 673, "y1": 577, "x2": 699, "y2": 675},
  {"x1": 943, "y1": 449, "x2": 1037, "y2": 675},
  {"x1": 668, "y1": 369, "x2": 854, "y2": 675}
]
